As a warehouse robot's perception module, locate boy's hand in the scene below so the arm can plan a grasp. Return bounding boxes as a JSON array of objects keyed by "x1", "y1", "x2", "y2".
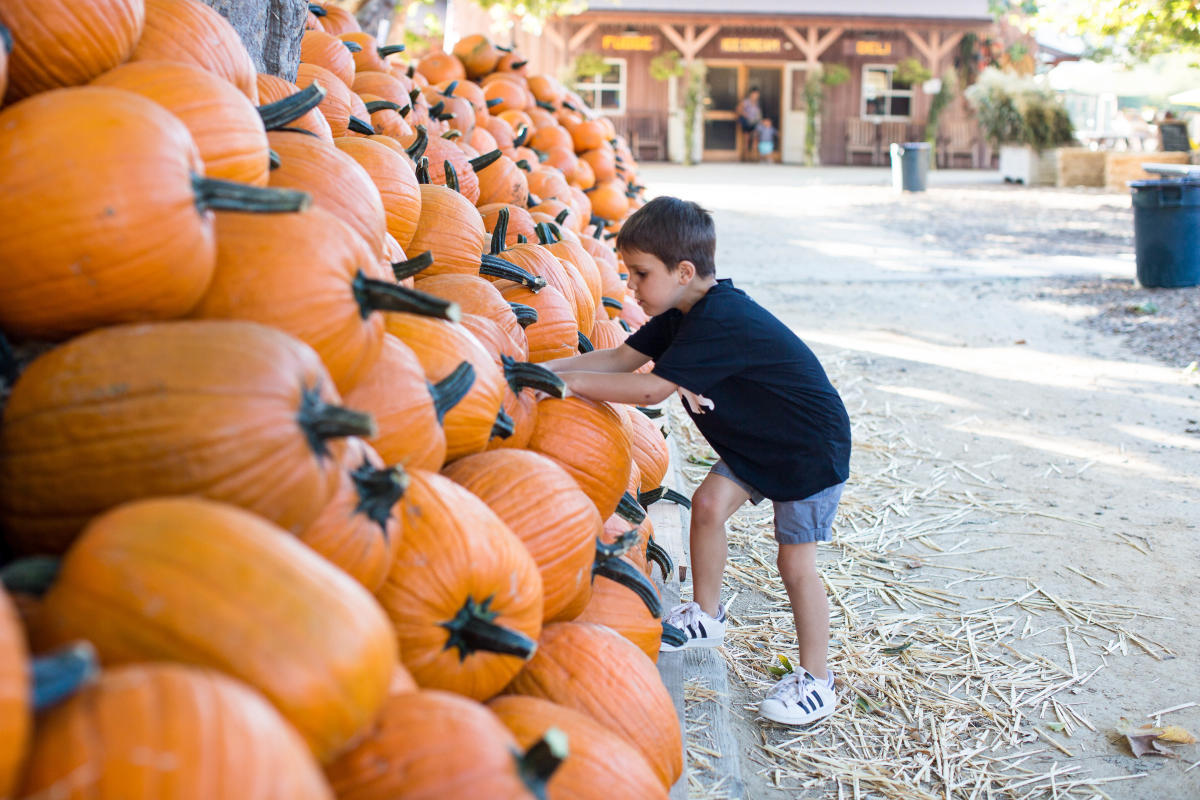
[{"x1": 678, "y1": 387, "x2": 714, "y2": 414}]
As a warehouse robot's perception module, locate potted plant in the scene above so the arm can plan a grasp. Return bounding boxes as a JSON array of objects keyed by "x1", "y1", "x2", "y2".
[{"x1": 965, "y1": 68, "x2": 1075, "y2": 185}]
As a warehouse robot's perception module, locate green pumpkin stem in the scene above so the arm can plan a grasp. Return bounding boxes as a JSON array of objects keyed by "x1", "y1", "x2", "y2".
[
  {"x1": 297, "y1": 386, "x2": 377, "y2": 459},
  {"x1": 307, "y1": 2, "x2": 326, "y2": 15},
  {"x1": 590, "y1": 214, "x2": 609, "y2": 232},
  {"x1": 415, "y1": 156, "x2": 431, "y2": 184},
  {"x1": 618, "y1": 318, "x2": 633, "y2": 333},
  {"x1": 517, "y1": 234, "x2": 528, "y2": 244},
  {"x1": 500, "y1": 354, "x2": 566, "y2": 398},
  {"x1": 516, "y1": 728, "x2": 568, "y2": 800},
  {"x1": 441, "y1": 595, "x2": 536, "y2": 661},
  {"x1": 615, "y1": 491, "x2": 646, "y2": 525},
  {"x1": 364, "y1": 99, "x2": 401, "y2": 114},
  {"x1": 479, "y1": 254, "x2": 545, "y2": 292},
  {"x1": 350, "y1": 457, "x2": 408, "y2": 539},
  {"x1": 507, "y1": 302, "x2": 538, "y2": 328},
  {"x1": 534, "y1": 222, "x2": 559, "y2": 245},
  {"x1": 0, "y1": 330, "x2": 18, "y2": 384},
  {"x1": 490, "y1": 207, "x2": 510, "y2": 255},
  {"x1": 635, "y1": 405, "x2": 663, "y2": 419},
  {"x1": 444, "y1": 160, "x2": 460, "y2": 193},
  {"x1": 352, "y1": 271, "x2": 460, "y2": 322},
  {"x1": 408, "y1": 88, "x2": 420, "y2": 104},
  {"x1": 486, "y1": 96, "x2": 504, "y2": 108},
  {"x1": 392, "y1": 250, "x2": 435, "y2": 281},
  {"x1": 257, "y1": 81, "x2": 327, "y2": 129},
  {"x1": 638, "y1": 486, "x2": 691, "y2": 510},
  {"x1": 268, "y1": 148, "x2": 281, "y2": 170},
  {"x1": 428, "y1": 100, "x2": 445, "y2": 118},
  {"x1": 661, "y1": 622, "x2": 688, "y2": 649},
  {"x1": 513, "y1": 126, "x2": 530, "y2": 148},
  {"x1": 515, "y1": 158, "x2": 532, "y2": 172},
  {"x1": 511, "y1": 59, "x2": 529, "y2": 70},
  {"x1": 441, "y1": 125, "x2": 461, "y2": 135},
  {"x1": 595, "y1": 528, "x2": 639, "y2": 560},
  {"x1": 469, "y1": 149, "x2": 503, "y2": 173},
  {"x1": 273, "y1": 125, "x2": 322, "y2": 138},
  {"x1": 593, "y1": 555, "x2": 663, "y2": 618},
  {"x1": 535, "y1": 99, "x2": 556, "y2": 111},
  {"x1": 577, "y1": 331, "x2": 594, "y2": 353},
  {"x1": 378, "y1": 44, "x2": 407, "y2": 57},
  {"x1": 342, "y1": 40, "x2": 362, "y2": 52},
  {"x1": 443, "y1": 80, "x2": 459, "y2": 96},
  {"x1": 32, "y1": 642, "x2": 98, "y2": 711},
  {"x1": 491, "y1": 407, "x2": 515, "y2": 439},
  {"x1": 192, "y1": 175, "x2": 310, "y2": 214},
  {"x1": 0, "y1": 556, "x2": 60, "y2": 597},
  {"x1": 601, "y1": 296, "x2": 623, "y2": 311},
  {"x1": 348, "y1": 115, "x2": 376, "y2": 135},
  {"x1": 554, "y1": 208, "x2": 571, "y2": 225},
  {"x1": 527, "y1": 192, "x2": 542, "y2": 207},
  {"x1": 646, "y1": 535, "x2": 676, "y2": 578},
  {"x1": 429, "y1": 362, "x2": 475, "y2": 424},
  {"x1": 406, "y1": 125, "x2": 429, "y2": 161}
]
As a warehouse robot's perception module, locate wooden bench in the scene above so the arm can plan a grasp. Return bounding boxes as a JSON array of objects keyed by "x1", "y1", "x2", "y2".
[
  {"x1": 845, "y1": 118, "x2": 879, "y2": 165},
  {"x1": 938, "y1": 120, "x2": 980, "y2": 168}
]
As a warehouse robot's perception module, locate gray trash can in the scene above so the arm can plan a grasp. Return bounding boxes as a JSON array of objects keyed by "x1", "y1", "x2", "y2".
[
  {"x1": 890, "y1": 142, "x2": 930, "y2": 193},
  {"x1": 1129, "y1": 178, "x2": 1200, "y2": 288}
]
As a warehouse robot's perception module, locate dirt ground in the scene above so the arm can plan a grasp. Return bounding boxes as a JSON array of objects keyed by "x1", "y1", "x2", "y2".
[{"x1": 640, "y1": 164, "x2": 1200, "y2": 799}]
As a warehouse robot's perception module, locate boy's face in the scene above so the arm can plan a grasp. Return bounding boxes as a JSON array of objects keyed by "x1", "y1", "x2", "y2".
[{"x1": 622, "y1": 249, "x2": 691, "y2": 316}]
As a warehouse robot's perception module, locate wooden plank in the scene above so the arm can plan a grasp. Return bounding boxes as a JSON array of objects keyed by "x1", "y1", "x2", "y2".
[
  {"x1": 652, "y1": 412, "x2": 746, "y2": 799},
  {"x1": 568, "y1": 22, "x2": 597, "y2": 51}
]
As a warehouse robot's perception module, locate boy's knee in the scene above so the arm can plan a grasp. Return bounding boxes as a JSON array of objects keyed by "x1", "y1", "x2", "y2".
[{"x1": 690, "y1": 490, "x2": 724, "y2": 527}]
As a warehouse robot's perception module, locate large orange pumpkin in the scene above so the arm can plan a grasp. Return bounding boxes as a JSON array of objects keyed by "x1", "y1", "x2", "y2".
[
  {"x1": 316, "y1": 3, "x2": 360, "y2": 36},
  {"x1": 326, "y1": 689, "x2": 564, "y2": 800},
  {"x1": 298, "y1": 438, "x2": 405, "y2": 592},
  {"x1": 442, "y1": 451, "x2": 601, "y2": 623},
  {"x1": 0, "y1": 87, "x2": 307, "y2": 341},
  {"x1": 295, "y1": 61, "x2": 367, "y2": 137},
  {"x1": 35, "y1": 497, "x2": 398, "y2": 763},
  {"x1": 475, "y1": 151, "x2": 530, "y2": 207},
  {"x1": 19, "y1": 663, "x2": 334, "y2": 799},
  {"x1": 627, "y1": 405, "x2": 670, "y2": 491},
  {"x1": 92, "y1": 60, "x2": 272, "y2": 186},
  {"x1": 488, "y1": 695, "x2": 669, "y2": 800},
  {"x1": 334, "y1": 136, "x2": 423, "y2": 252},
  {"x1": 343, "y1": 334, "x2": 463, "y2": 472},
  {"x1": 376, "y1": 470, "x2": 543, "y2": 700},
  {"x1": 256, "y1": 73, "x2": 334, "y2": 141},
  {"x1": 576, "y1": 556, "x2": 665, "y2": 661},
  {"x1": 412, "y1": 274, "x2": 528, "y2": 359},
  {"x1": 0, "y1": 321, "x2": 368, "y2": 553},
  {"x1": 526, "y1": 397, "x2": 633, "y2": 519},
  {"x1": 0, "y1": 590, "x2": 27, "y2": 798},
  {"x1": 505, "y1": 622, "x2": 682, "y2": 789},
  {"x1": 408, "y1": 156, "x2": 488, "y2": 276},
  {"x1": 0, "y1": 0, "x2": 143, "y2": 102},
  {"x1": 340, "y1": 32, "x2": 407, "y2": 73},
  {"x1": 416, "y1": 49, "x2": 466, "y2": 85},
  {"x1": 301, "y1": 28, "x2": 356, "y2": 89},
  {"x1": 351, "y1": 68, "x2": 412, "y2": 109},
  {"x1": 132, "y1": 0, "x2": 259, "y2": 103},
  {"x1": 498, "y1": 282, "x2": 578, "y2": 363}
]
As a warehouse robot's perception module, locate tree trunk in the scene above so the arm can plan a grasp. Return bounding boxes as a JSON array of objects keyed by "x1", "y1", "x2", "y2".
[
  {"x1": 355, "y1": 0, "x2": 399, "y2": 38},
  {"x1": 199, "y1": 0, "x2": 307, "y2": 82}
]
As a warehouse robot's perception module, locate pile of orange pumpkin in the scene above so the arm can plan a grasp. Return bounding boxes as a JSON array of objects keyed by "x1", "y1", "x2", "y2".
[{"x1": 0, "y1": 0, "x2": 686, "y2": 797}]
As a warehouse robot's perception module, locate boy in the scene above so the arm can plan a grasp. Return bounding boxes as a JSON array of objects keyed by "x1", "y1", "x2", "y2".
[
  {"x1": 546, "y1": 196, "x2": 851, "y2": 725},
  {"x1": 755, "y1": 118, "x2": 778, "y2": 163}
]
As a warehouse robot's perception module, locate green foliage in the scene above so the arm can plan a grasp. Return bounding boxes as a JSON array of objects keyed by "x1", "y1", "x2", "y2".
[
  {"x1": 924, "y1": 71, "x2": 956, "y2": 149},
  {"x1": 895, "y1": 58, "x2": 932, "y2": 86},
  {"x1": 965, "y1": 68, "x2": 1075, "y2": 151},
  {"x1": 648, "y1": 51, "x2": 706, "y2": 165},
  {"x1": 1015, "y1": 1, "x2": 1200, "y2": 61},
  {"x1": 800, "y1": 65, "x2": 850, "y2": 165},
  {"x1": 649, "y1": 50, "x2": 684, "y2": 82},
  {"x1": 473, "y1": 0, "x2": 585, "y2": 26},
  {"x1": 568, "y1": 51, "x2": 609, "y2": 86}
]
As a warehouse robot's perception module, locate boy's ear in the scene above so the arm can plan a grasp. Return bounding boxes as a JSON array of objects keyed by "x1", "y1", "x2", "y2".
[{"x1": 675, "y1": 259, "x2": 696, "y2": 283}]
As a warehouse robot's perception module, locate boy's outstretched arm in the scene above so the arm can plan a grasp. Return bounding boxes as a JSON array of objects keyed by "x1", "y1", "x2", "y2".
[
  {"x1": 543, "y1": 344, "x2": 650, "y2": 375},
  {"x1": 560, "y1": 370, "x2": 677, "y2": 406}
]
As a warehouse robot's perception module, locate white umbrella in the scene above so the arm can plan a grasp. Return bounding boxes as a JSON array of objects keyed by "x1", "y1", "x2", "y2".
[{"x1": 1168, "y1": 87, "x2": 1200, "y2": 106}]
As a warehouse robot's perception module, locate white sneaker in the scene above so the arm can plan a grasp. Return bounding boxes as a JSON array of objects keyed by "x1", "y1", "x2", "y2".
[
  {"x1": 659, "y1": 601, "x2": 725, "y2": 652},
  {"x1": 758, "y1": 671, "x2": 837, "y2": 725}
]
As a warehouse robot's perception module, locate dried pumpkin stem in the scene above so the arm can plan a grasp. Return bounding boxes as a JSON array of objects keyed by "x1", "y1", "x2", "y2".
[
  {"x1": 513, "y1": 126, "x2": 530, "y2": 148},
  {"x1": 415, "y1": 156, "x2": 431, "y2": 184},
  {"x1": 479, "y1": 254, "x2": 546, "y2": 292},
  {"x1": 442, "y1": 80, "x2": 459, "y2": 97},
  {"x1": 0, "y1": 556, "x2": 60, "y2": 596},
  {"x1": 534, "y1": 222, "x2": 559, "y2": 245},
  {"x1": 615, "y1": 491, "x2": 646, "y2": 525},
  {"x1": 595, "y1": 528, "x2": 639, "y2": 560},
  {"x1": 516, "y1": 728, "x2": 568, "y2": 799},
  {"x1": 378, "y1": 44, "x2": 407, "y2": 57},
  {"x1": 593, "y1": 556, "x2": 663, "y2": 619},
  {"x1": 646, "y1": 536, "x2": 675, "y2": 578},
  {"x1": 554, "y1": 208, "x2": 571, "y2": 226},
  {"x1": 444, "y1": 160, "x2": 460, "y2": 193},
  {"x1": 268, "y1": 149, "x2": 281, "y2": 170},
  {"x1": 273, "y1": 125, "x2": 322, "y2": 139},
  {"x1": 617, "y1": 317, "x2": 632, "y2": 332},
  {"x1": 406, "y1": 125, "x2": 429, "y2": 162},
  {"x1": 500, "y1": 354, "x2": 566, "y2": 398},
  {"x1": 348, "y1": 115, "x2": 376, "y2": 135},
  {"x1": 535, "y1": 100, "x2": 556, "y2": 112},
  {"x1": 364, "y1": 100, "x2": 401, "y2": 114},
  {"x1": 440, "y1": 124, "x2": 460, "y2": 134},
  {"x1": 33, "y1": 642, "x2": 98, "y2": 711},
  {"x1": 601, "y1": 296, "x2": 623, "y2": 311},
  {"x1": 635, "y1": 406, "x2": 663, "y2": 419},
  {"x1": 441, "y1": 595, "x2": 536, "y2": 661},
  {"x1": 297, "y1": 386, "x2": 376, "y2": 459},
  {"x1": 489, "y1": 207, "x2": 510, "y2": 256},
  {"x1": 637, "y1": 487, "x2": 665, "y2": 507},
  {"x1": 307, "y1": 2, "x2": 326, "y2": 14},
  {"x1": 577, "y1": 331, "x2": 594, "y2": 353},
  {"x1": 391, "y1": 250, "x2": 435, "y2": 281},
  {"x1": 350, "y1": 458, "x2": 409, "y2": 539},
  {"x1": 192, "y1": 175, "x2": 310, "y2": 214},
  {"x1": 511, "y1": 60, "x2": 529, "y2": 70},
  {"x1": 469, "y1": 149, "x2": 503, "y2": 172},
  {"x1": 507, "y1": 302, "x2": 538, "y2": 329},
  {"x1": 341, "y1": 40, "x2": 362, "y2": 52},
  {"x1": 485, "y1": 97, "x2": 504, "y2": 108},
  {"x1": 491, "y1": 407, "x2": 515, "y2": 439},
  {"x1": 429, "y1": 362, "x2": 475, "y2": 424},
  {"x1": 353, "y1": 271, "x2": 461, "y2": 322},
  {"x1": 257, "y1": 81, "x2": 327, "y2": 130},
  {"x1": 515, "y1": 159, "x2": 532, "y2": 172},
  {"x1": 428, "y1": 100, "x2": 445, "y2": 118}
]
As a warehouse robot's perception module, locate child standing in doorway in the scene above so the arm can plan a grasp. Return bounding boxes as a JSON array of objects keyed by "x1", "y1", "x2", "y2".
[
  {"x1": 546, "y1": 197, "x2": 852, "y2": 725},
  {"x1": 755, "y1": 118, "x2": 779, "y2": 162}
]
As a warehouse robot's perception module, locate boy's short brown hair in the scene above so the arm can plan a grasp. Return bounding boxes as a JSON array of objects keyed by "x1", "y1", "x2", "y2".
[{"x1": 615, "y1": 196, "x2": 716, "y2": 277}]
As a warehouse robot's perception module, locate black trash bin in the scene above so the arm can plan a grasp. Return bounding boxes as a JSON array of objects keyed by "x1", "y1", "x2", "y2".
[
  {"x1": 890, "y1": 142, "x2": 930, "y2": 193},
  {"x1": 1130, "y1": 179, "x2": 1200, "y2": 288}
]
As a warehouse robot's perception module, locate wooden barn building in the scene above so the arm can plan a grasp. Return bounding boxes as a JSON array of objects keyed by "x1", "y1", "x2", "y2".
[{"x1": 450, "y1": 0, "x2": 996, "y2": 165}]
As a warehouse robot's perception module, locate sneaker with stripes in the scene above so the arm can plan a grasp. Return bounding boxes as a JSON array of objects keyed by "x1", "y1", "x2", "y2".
[
  {"x1": 758, "y1": 670, "x2": 836, "y2": 725},
  {"x1": 659, "y1": 601, "x2": 725, "y2": 652}
]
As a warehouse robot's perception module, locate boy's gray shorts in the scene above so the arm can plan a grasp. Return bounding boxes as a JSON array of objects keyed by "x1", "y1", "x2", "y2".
[{"x1": 710, "y1": 460, "x2": 843, "y2": 545}]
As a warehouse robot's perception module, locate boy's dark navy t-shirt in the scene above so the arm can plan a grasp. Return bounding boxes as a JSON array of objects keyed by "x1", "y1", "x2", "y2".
[{"x1": 625, "y1": 279, "x2": 850, "y2": 502}]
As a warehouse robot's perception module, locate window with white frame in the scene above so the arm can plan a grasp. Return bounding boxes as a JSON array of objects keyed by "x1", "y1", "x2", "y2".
[
  {"x1": 575, "y1": 58, "x2": 626, "y2": 114},
  {"x1": 861, "y1": 64, "x2": 912, "y2": 119}
]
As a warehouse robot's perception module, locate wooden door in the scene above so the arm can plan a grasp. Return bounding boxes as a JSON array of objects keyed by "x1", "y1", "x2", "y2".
[
  {"x1": 782, "y1": 65, "x2": 811, "y2": 164},
  {"x1": 702, "y1": 64, "x2": 740, "y2": 161}
]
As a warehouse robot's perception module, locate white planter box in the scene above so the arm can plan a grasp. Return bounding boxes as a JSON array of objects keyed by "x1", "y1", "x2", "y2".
[{"x1": 999, "y1": 144, "x2": 1058, "y2": 186}]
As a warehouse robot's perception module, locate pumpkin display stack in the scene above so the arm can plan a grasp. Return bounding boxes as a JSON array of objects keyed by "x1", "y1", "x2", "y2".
[{"x1": 0, "y1": 3, "x2": 681, "y2": 794}]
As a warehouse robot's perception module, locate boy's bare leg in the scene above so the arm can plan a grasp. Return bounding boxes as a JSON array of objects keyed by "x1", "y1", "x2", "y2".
[
  {"x1": 689, "y1": 472, "x2": 751, "y2": 617},
  {"x1": 777, "y1": 542, "x2": 829, "y2": 681}
]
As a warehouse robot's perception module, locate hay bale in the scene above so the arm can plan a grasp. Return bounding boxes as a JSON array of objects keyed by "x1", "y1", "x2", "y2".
[
  {"x1": 1105, "y1": 151, "x2": 1191, "y2": 193},
  {"x1": 1056, "y1": 148, "x2": 1106, "y2": 187}
]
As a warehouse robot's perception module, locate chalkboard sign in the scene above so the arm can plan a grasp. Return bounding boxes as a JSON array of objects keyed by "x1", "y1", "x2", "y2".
[{"x1": 1159, "y1": 122, "x2": 1190, "y2": 152}]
